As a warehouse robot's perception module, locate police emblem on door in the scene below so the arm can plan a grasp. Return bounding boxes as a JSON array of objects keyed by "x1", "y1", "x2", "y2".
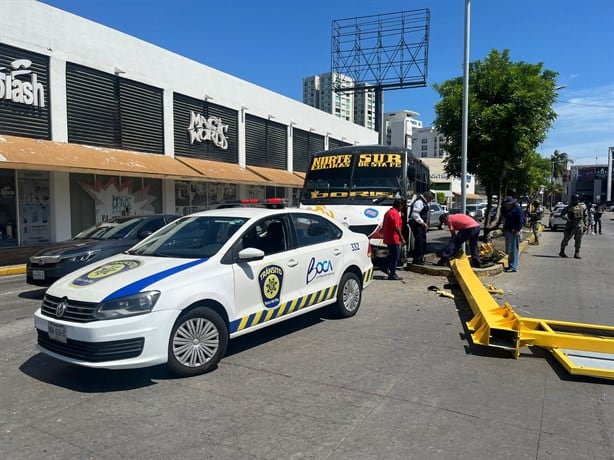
[{"x1": 258, "y1": 265, "x2": 284, "y2": 308}]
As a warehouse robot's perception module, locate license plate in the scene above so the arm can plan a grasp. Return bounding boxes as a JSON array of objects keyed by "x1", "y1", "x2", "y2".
[
  {"x1": 32, "y1": 270, "x2": 45, "y2": 280},
  {"x1": 48, "y1": 321, "x2": 67, "y2": 343}
]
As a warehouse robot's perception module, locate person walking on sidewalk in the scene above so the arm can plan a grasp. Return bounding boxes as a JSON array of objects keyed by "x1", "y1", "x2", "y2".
[
  {"x1": 382, "y1": 198, "x2": 406, "y2": 280},
  {"x1": 408, "y1": 191, "x2": 434, "y2": 265},
  {"x1": 586, "y1": 204, "x2": 596, "y2": 235},
  {"x1": 527, "y1": 200, "x2": 543, "y2": 244},
  {"x1": 436, "y1": 213, "x2": 484, "y2": 267},
  {"x1": 594, "y1": 204, "x2": 603, "y2": 235},
  {"x1": 559, "y1": 194, "x2": 587, "y2": 259},
  {"x1": 502, "y1": 196, "x2": 524, "y2": 272}
]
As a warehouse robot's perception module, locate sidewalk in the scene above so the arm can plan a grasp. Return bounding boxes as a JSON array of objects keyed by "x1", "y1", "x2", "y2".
[{"x1": 0, "y1": 245, "x2": 42, "y2": 276}]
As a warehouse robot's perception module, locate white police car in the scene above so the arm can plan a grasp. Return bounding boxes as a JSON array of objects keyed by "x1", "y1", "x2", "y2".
[{"x1": 34, "y1": 206, "x2": 374, "y2": 376}]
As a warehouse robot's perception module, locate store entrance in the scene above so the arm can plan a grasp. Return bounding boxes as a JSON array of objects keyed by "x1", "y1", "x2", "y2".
[{"x1": 0, "y1": 169, "x2": 18, "y2": 248}]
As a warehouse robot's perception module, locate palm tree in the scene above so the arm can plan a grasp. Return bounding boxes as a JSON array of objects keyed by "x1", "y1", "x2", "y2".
[
  {"x1": 549, "y1": 150, "x2": 573, "y2": 208},
  {"x1": 550, "y1": 149, "x2": 573, "y2": 181}
]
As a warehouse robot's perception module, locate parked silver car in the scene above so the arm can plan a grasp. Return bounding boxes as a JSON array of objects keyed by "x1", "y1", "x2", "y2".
[
  {"x1": 465, "y1": 204, "x2": 484, "y2": 222},
  {"x1": 548, "y1": 204, "x2": 567, "y2": 231},
  {"x1": 428, "y1": 203, "x2": 448, "y2": 229}
]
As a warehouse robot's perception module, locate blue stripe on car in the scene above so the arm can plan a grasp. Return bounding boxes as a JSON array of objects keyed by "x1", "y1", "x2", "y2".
[{"x1": 102, "y1": 258, "x2": 209, "y2": 301}]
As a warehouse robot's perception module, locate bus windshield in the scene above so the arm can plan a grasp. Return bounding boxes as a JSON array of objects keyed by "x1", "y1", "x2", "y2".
[{"x1": 301, "y1": 147, "x2": 428, "y2": 205}]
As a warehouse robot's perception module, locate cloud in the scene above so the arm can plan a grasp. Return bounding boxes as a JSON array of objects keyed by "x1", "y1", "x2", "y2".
[{"x1": 541, "y1": 84, "x2": 614, "y2": 164}]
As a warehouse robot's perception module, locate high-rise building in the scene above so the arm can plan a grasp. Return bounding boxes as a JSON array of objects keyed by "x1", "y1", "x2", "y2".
[
  {"x1": 412, "y1": 126, "x2": 449, "y2": 159},
  {"x1": 353, "y1": 83, "x2": 376, "y2": 130},
  {"x1": 303, "y1": 73, "x2": 376, "y2": 127},
  {"x1": 384, "y1": 110, "x2": 422, "y2": 148}
]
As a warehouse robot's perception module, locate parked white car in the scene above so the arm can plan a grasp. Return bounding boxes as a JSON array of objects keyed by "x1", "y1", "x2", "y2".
[
  {"x1": 34, "y1": 207, "x2": 374, "y2": 376},
  {"x1": 548, "y1": 204, "x2": 567, "y2": 231}
]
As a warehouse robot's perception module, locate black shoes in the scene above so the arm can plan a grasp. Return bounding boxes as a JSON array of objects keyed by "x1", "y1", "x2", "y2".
[
  {"x1": 388, "y1": 274, "x2": 403, "y2": 280},
  {"x1": 436, "y1": 258, "x2": 448, "y2": 266},
  {"x1": 574, "y1": 253, "x2": 582, "y2": 259},
  {"x1": 412, "y1": 260, "x2": 426, "y2": 266},
  {"x1": 559, "y1": 251, "x2": 567, "y2": 258}
]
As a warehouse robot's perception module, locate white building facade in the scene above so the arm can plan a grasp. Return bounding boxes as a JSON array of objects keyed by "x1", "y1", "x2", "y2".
[
  {"x1": 384, "y1": 110, "x2": 423, "y2": 149},
  {"x1": 412, "y1": 126, "x2": 448, "y2": 159},
  {"x1": 0, "y1": 2, "x2": 377, "y2": 248}
]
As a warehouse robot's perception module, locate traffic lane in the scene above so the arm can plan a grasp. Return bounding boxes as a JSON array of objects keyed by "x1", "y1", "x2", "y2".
[
  {"x1": 0, "y1": 274, "x2": 45, "y2": 324},
  {"x1": 480, "y1": 218, "x2": 614, "y2": 326},
  {"x1": 2, "y1": 249, "x2": 612, "y2": 458}
]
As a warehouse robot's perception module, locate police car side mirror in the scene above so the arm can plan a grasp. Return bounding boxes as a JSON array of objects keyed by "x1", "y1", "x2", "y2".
[{"x1": 238, "y1": 247, "x2": 265, "y2": 261}]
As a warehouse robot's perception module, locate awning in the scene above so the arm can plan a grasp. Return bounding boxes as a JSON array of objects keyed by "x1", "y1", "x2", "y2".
[
  {"x1": 453, "y1": 192, "x2": 486, "y2": 200},
  {"x1": 247, "y1": 165, "x2": 305, "y2": 187},
  {"x1": 0, "y1": 135, "x2": 205, "y2": 180},
  {"x1": 177, "y1": 156, "x2": 268, "y2": 185}
]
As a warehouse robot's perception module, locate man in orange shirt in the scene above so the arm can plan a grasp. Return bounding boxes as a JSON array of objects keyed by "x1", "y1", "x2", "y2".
[
  {"x1": 382, "y1": 198, "x2": 406, "y2": 280},
  {"x1": 436, "y1": 213, "x2": 483, "y2": 267}
]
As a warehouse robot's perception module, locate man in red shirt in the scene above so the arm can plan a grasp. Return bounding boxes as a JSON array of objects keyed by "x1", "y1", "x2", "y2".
[
  {"x1": 436, "y1": 213, "x2": 484, "y2": 267},
  {"x1": 382, "y1": 198, "x2": 406, "y2": 280}
]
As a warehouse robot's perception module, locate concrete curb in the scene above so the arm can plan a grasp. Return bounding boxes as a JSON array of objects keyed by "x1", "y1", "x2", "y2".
[
  {"x1": 406, "y1": 261, "x2": 504, "y2": 278},
  {"x1": 0, "y1": 265, "x2": 26, "y2": 276},
  {"x1": 406, "y1": 229, "x2": 539, "y2": 278}
]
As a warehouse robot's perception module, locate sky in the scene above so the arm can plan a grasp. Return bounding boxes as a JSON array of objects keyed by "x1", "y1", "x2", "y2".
[{"x1": 40, "y1": 0, "x2": 614, "y2": 166}]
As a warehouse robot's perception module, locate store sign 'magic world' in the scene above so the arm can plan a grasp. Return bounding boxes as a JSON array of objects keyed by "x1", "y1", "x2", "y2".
[
  {"x1": 187, "y1": 111, "x2": 228, "y2": 149},
  {"x1": 0, "y1": 59, "x2": 45, "y2": 107}
]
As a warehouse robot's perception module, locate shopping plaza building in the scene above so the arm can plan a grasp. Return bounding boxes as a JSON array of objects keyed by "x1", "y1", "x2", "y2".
[{"x1": 0, "y1": 1, "x2": 377, "y2": 248}]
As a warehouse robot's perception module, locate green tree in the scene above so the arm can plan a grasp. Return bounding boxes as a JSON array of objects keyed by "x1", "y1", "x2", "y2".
[
  {"x1": 433, "y1": 49, "x2": 559, "y2": 232},
  {"x1": 550, "y1": 149, "x2": 573, "y2": 180},
  {"x1": 548, "y1": 149, "x2": 573, "y2": 207}
]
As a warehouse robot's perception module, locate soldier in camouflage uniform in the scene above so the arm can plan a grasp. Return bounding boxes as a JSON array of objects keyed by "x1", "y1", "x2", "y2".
[{"x1": 559, "y1": 194, "x2": 587, "y2": 259}]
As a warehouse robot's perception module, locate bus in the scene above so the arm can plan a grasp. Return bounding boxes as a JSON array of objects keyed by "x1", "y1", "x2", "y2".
[{"x1": 299, "y1": 145, "x2": 430, "y2": 266}]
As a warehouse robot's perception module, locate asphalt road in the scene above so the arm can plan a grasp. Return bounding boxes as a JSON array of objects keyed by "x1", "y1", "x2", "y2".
[{"x1": 1, "y1": 216, "x2": 613, "y2": 459}]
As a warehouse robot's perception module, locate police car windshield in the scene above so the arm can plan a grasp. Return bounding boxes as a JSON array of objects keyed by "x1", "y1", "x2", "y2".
[{"x1": 127, "y1": 216, "x2": 247, "y2": 258}]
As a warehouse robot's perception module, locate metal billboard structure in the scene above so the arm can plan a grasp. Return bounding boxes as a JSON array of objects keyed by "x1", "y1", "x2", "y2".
[{"x1": 331, "y1": 9, "x2": 430, "y2": 143}]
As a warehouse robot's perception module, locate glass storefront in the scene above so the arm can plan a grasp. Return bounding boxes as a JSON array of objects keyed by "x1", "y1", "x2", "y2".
[
  {"x1": 70, "y1": 174, "x2": 163, "y2": 235},
  {"x1": 174, "y1": 181, "x2": 238, "y2": 215},
  {"x1": 0, "y1": 169, "x2": 17, "y2": 247},
  {"x1": 18, "y1": 170, "x2": 50, "y2": 245}
]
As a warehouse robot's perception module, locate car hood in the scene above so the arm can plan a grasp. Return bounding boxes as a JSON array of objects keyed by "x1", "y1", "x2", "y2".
[
  {"x1": 46, "y1": 253, "x2": 210, "y2": 303},
  {"x1": 30, "y1": 239, "x2": 134, "y2": 258}
]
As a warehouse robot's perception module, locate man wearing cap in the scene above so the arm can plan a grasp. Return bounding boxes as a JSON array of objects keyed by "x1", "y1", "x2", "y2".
[
  {"x1": 408, "y1": 191, "x2": 434, "y2": 265},
  {"x1": 502, "y1": 196, "x2": 524, "y2": 272}
]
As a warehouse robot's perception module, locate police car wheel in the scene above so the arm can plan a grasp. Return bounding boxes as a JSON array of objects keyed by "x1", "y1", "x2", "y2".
[
  {"x1": 334, "y1": 272, "x2": 362, "y2": 318},
  {"x1": 167, "y1": 307, "x2": 229, "y2": 376}
]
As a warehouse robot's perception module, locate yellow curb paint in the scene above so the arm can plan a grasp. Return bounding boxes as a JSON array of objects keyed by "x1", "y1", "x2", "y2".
[{"x1": 0, "y1": 265, "x2": 26, "y2": 276}]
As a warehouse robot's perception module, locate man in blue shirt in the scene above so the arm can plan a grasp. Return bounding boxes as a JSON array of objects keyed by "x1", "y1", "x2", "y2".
[{"x1": 502, "y1": 196, "x2": 524, "y2": 272}]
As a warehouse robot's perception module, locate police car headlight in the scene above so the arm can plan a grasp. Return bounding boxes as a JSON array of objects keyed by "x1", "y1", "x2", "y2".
[{"x1": 94, "y1": 291, "x2": 161, "y2": 320}]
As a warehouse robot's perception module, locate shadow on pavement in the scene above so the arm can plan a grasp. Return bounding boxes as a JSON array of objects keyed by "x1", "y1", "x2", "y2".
[
  {"x1": 19, "y1": 354, "x2": 166, "y2": 392},
  {"x1": 20, "y1": 309, "x2": 329, "y2": 392},
  {"x1": 19, "y1": 288, "x2": 46, "y2": 300}
]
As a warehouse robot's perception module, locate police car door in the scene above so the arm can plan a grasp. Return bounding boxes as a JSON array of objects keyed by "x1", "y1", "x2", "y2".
[
  {"x1": 229, "y1": 216, "x2": 304, "y2": 334},
  {"x1": 291, "y1": 213, "x2": 344, "y2": 308}
]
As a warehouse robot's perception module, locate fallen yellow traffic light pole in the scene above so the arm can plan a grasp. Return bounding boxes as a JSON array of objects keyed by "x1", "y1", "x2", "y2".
[{"x1": 450, "y1": 255, "x2": 614, "y2": 380}]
